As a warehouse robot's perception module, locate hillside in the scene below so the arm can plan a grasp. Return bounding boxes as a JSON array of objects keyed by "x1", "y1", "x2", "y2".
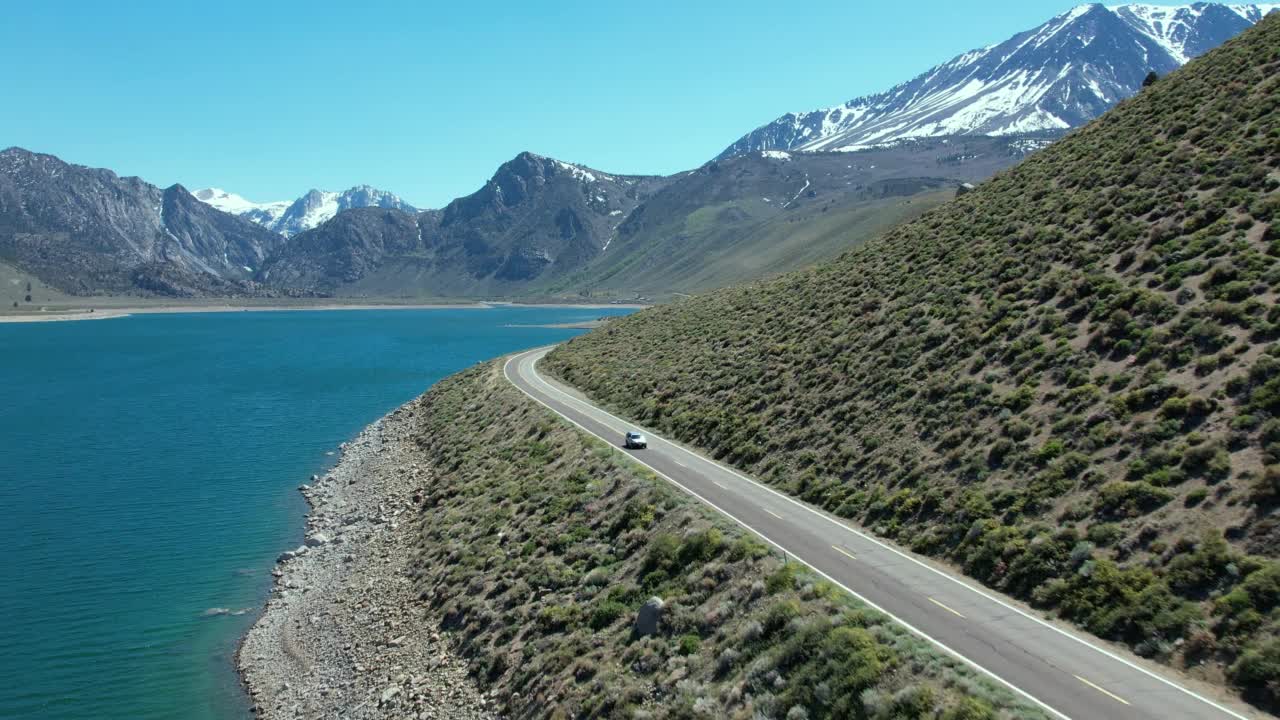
[
  {"x1": 397, "y1": 362, "x2": 1048, "y2": 719},
  {"x1": 0, "y1": 260, "x2": 72, "y2": 308},
  {"x1": 538, "y1": 138, "x2": 1034, "y2": 299},
  {"x1": 545, "y1": 14, "x2": 1280, "y2": 709},
  {"x1": 0, "y1": 148, "x2": 289, "y2": 296},
  {"x1": 720, "y1": 3, "x2": 1275, "y2": 158}
]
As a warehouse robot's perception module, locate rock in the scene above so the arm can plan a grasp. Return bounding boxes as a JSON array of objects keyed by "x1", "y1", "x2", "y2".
[
  {"x1": 956, "y1": 182, "x2": 976, "y2": 196},
  {"x1": 635, "y1": 596, "x2": 665, "y2": 637},
  {"x1": 306, "y1": 533, "x2": 332, "y2": 547},
  {"x1": 380, "y1": 686, "x2": 401, "y2": 705},
  {"x1": 277, "y1": 550, "x2": 297, "y2": 563}
]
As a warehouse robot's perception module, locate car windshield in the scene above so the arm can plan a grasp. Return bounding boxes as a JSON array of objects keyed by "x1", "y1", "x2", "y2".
[{"x1": 627, "y1": 432, "x2": 641, "y2": 438}]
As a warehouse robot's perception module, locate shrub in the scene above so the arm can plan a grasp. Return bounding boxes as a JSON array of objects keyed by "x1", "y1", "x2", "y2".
[
  {"x1": 766, "y1": 564, "x2": 798, "y2": 594},
  {"x1": 776, "y1": 624, "x2": 883, "y2": 717},
  {"x1": 1185, "y1": 487, "x2": 1209, "y2": 507},
  {"x1": 677, "y1": 633, "x2": 701, "y2": 656},
  {"x1": 1087, "y1": 523, "x2": 1125, "y2": 546},
  {"x1": 1252, "y1": 466, "x2": 1280, "y2": 505},
  {"x1": 588, "y1": 600, "x2": 627, "y2": 630},
  {"x1": 1094, "y1": 481, "x2": 1174, "y2": 517},
  {"x1": 1230, "y1": 639, "x2": 1280, "y2": 706},
  {"x1": 940, "y1": 697, "x2": 996, "y2": 720}
]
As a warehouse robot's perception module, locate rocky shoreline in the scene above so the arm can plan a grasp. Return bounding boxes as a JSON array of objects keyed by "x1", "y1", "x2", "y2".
[{"x1": 237, "y1": 397, "x2": 498, "y2": 719}]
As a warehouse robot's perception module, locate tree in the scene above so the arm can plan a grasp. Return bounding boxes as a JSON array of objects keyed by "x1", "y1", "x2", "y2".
[
  {"x1": 24, "y1": 294, "x2": 31, "y2": 302},
  {"x1": 1143, "y1": 71, "x2": 1159, "y2": 87}
]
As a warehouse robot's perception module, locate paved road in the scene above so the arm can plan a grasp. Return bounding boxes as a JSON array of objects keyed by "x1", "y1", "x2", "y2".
[{"x1": 504, "y1": 346, "x2": 1261, "y2": 720}]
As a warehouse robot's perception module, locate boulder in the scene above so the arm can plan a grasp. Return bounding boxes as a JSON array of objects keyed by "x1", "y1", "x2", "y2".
[
  {"x1": 305, "y1": 533, "x2": 331, "y2": 547},
  {"x1": 635, "y1": 596, "x2": 665, "y2": 637}
]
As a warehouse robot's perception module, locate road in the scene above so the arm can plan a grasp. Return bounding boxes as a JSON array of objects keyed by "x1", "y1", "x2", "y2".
[{"x1": 504, "y1": 346, "x2": 1261, "y2": 720}]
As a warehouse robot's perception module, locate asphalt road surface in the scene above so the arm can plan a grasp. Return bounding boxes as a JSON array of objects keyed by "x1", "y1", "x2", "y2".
[{"x1": 504, "y1": 346, "x2": 1262, "y2": 720}]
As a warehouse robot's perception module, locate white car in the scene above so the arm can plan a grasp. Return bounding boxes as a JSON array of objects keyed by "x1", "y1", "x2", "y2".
[{"x1": 623, "y1": 431, "x2": 648, "y2": 449}]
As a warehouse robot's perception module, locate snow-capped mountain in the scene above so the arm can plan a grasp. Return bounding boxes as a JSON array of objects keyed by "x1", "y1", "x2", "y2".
[
  {"x1": 719, "y1": 3, "x2": 1277, "y2": 158},
  {"x1": 192, "y1": 185, "x2": 417, "y2": 236},
  {"x1": 191, "y1": 188, "x2": 291, "y2": 229}
]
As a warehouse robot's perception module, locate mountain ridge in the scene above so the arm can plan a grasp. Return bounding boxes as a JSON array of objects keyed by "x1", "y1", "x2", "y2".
[
  {"x1": 0, "y1": 147, "x2": 289, "y2": 296},
  {"x1": 192, "y1": 184, "x2": 416, "y2": 237},
  {"x1": 260, "y1": 152, "x2": 672, "y2": 297},
  {"x1": 535, "y1": 137, "x2": 1041, "y2": 299},
  {"x1": 718, "y1": 2, "x2": 1277, "y2": 158}
]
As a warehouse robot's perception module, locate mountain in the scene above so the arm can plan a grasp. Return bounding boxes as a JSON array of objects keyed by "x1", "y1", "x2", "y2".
[
  {"x1": 537, "y1": 136, "x2": 1042, "y2": 299},
  {"x1": 192, "y1": 185, "x2": 417, "y2": 236},
  {"x1": 261, "y1": 153, "x2": 669, "y2": 297},
  {"x1": 190, "y1": 188, "x2": 291, "y2": 230},
  {"x1": 0, "y1": 147, "x2": 288, "y2": 296},
  {"x1": 719, "y1": 3, "x2": 1277, "y2": 158},
  {"x1": 546, "y1": 14, "x2": 1280, "y2": 710}
]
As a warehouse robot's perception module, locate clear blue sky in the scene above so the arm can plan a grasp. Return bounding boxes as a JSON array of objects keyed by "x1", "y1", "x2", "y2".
[{"x1": 3, "y1": 0, "x2": 1106, "y2": 208}]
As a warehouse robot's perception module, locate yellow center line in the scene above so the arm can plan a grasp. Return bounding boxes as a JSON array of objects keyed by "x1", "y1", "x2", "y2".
[
  {"x1": 928, "y1": 597, "x2": 967, "y2": 619},
  {"x1": 762, "y1": 508, "x2": 783, "y2": 519},
  {"x1": 831, "y1": 545, "x2": 858, "y2": 561},
  {"x1": 1074, "y1": 675, "x2": 1131, "y2": 706}
]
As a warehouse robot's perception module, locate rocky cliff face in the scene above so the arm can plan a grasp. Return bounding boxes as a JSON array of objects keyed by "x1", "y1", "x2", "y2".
[
  {"x1": 0, "y1": 147, "x2": 287, "y2": 296},
  {"x1": 258, "y1": 207, "x2": 423, "y2": 290}
]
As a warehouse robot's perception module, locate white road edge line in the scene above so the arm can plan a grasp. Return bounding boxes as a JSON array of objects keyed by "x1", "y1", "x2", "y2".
[
  {"x1": 504, "y1": 350, "x2": 1071, "y2": 720},
  {"x1": 513, "y1": 348, "x2": 1249, "y2": 720}
]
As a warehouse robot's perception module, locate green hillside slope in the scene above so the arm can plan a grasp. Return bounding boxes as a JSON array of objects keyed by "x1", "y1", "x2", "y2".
[
  {"x1": 537, "y1": 140, "x2": 1035, "y2": 300},
  {"x1": 407, "y1": 363, "x2": 1047, "y2": 720},
  {"x1": 545, "y1": 15, "x2": 1280, "y2": 708}
]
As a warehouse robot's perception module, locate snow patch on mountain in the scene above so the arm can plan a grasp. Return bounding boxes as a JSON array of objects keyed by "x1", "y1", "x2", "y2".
[
  {"x1": 192, "y1": 185, "x2": 417, "y2": 236},
  {"x1": 552, "y1": 159, "x2": 599, "y2": 183},
  {"x1": 191, "y1": 188, "x2": 290, "y2": 222},
  {"x1": 719, "y1": 3, "x2": 1276, "y2": 159}
]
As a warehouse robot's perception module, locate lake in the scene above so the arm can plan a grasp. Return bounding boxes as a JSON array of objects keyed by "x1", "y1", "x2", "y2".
[{"x1": 0, "y1": 306, "x2": 630, "y2": 719}]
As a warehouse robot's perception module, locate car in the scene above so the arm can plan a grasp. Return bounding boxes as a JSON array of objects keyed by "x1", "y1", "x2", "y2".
[{"x1": 623, "y1": 431, "x2": 647, "y2": 449}]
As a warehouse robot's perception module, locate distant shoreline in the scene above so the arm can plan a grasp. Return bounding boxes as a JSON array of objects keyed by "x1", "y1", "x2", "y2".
[
  {"x1": 0, "y1": 301, "x2": 648, "y2": 324},
  {"x1": 0, "y1": 309, "x2": 133, "y2": 323}
]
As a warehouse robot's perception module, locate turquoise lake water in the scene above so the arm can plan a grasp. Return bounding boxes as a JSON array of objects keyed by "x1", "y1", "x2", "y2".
[{"x1": 0, "y1": 306, "x2": 631, "y2": 719}]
